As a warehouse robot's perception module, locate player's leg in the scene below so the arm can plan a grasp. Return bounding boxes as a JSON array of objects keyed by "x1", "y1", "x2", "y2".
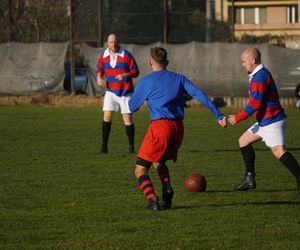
[
  {"x1": 99, "y1": 92, "x2": 118, "y2": 154},
  {"x1": 120, "y1": 96, "x2": 135, "y2": 153},
  {"x1": 122, "y1": 113, "x2": 135, "y2": 153},
  {"x1": 154, "y1": 160, "x2": 174, "y2": 209},
  {"x1": 270, "y1": 144, "x2": 300, "y2": 194},
  {"x1": 234, "y1": 127, "x2": 262, "y2": 191},
  {"x1": 263, "y1": 119, "x2": 300, "y2": 194},
  {"x1": 296, "y1": 99, "x2": 300, "y2": 109},
  {"x1": 99, "y1": 111, "x2": 113, "y2": 153},
  {"x1": 135, "y1": 158, "x2": 160, "y2": 211},
  {"x1": 152, "y1": 120, "x2": 183, "y2": 209},
  {"x1": 135, "y1": 120, "x2": 178, "y2": 210}
]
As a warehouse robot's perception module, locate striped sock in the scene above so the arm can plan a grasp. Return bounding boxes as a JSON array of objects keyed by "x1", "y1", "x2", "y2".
[
  {"x1": 157, "y1": 164, "x2": 170, "y2": 184},
  {"x1": 138, "y1": 175, "x2": 156, "y2": 200}
]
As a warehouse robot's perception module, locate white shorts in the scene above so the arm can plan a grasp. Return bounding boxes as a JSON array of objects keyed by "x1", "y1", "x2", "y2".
[
  {"x1": 248, "y1": 119, "x2": 286, "y2": 148},
  {"x1": 103, "y1": 91, "x2": 131, "y2": 113}
]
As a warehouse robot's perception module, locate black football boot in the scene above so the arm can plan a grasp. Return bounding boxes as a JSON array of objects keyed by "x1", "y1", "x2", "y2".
[
  {"x1": 146, "y1": 196, "x2": 161, "y2": 211},
  {"x1": 160, "y1": 181, "x2": 174, "y2": 209},
  {"x1": 234, "y1": 172, "x2": 256, "y2": 191},
  {"x1": 98, "y1": 144, "x2": 108, "y2": 154},
  {"x1": 128, "y1": 145, "x2": 135, "y2": 154}
]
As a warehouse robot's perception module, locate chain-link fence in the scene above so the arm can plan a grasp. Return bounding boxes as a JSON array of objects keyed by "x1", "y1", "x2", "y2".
[{"x1": 0, "y1": 0, "x2": 232, "y2": 45}]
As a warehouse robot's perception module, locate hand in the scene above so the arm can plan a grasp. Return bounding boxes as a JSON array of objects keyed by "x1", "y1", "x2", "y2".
[
  {"x1": 227, "y1": 115, "x2": 236, "y2": 125},
  {"x1": 97, "y1": 74, "x2": 105, "y2": 87},
  {"x1": 218, "y1": 116, "x2": 227, "y2": 128},
  {"x1": 115, "y1": 73, "x2": 128, "y2": 81}
]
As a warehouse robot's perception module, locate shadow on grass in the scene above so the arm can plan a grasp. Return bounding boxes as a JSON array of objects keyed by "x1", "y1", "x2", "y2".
[
  {"x1": 209, "y1": 200, "x2": 300, "y2": 207},
  {"x1": 171, "y1": 199, "x2": 300, "y2": 210},
  {"x1": 205, "y1": 190, "x2": 235, "y2": 193},
  {"x1": 206, "y1": 188, "x2": 296, "y2": 193},
  {"x1": 188, "y1": 147, "x2": 300, "y2": 153},
  {"x1": 168, "y1": 206, "x2": 193, "y2": 210}
]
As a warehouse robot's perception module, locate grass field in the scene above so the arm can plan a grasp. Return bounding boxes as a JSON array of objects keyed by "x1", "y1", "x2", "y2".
[{"x1": 0, "y1": 105, "x2": 300, "y2": 250}]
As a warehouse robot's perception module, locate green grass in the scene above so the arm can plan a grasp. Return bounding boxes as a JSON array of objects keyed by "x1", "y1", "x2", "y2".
[{"x1": 0, "y1": 105, "x2": 300, "y2": 250}]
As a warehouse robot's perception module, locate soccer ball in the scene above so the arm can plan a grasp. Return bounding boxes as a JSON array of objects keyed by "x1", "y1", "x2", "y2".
[{"x1": 184, "y1": 173, "x2": 207, "y2": 192}]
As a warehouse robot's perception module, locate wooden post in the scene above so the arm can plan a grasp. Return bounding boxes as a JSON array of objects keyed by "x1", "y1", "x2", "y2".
[
  {"x1": 298, "y1": 0, "x2": 300, "y2": 25},
  {"x1": 231, "y1": 0, "x2": 235, "y2": 43},
  {"x1": 205, "y1": 0, "x2": 212, "y2": 42},
  {"x1": 163, "y1": 0, "x2": 168, "y2": 46},
  {"x1": 69, "y1": 0, "x2": 74, "y2": 93},
  {"x1": 8, "y1": 0, "x2": 13, "y2": 42},
  {"x1": 97, "y1": 0, "x2": 103, "y2": 47}
]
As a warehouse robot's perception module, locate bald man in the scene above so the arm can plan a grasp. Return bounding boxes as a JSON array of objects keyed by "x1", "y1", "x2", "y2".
[
  {"x1": 228, "y1": 48, "x2": 300, "y2": 194},
  {"x1": 97, "y1": 34, "x2": 139, "y2": 154}
]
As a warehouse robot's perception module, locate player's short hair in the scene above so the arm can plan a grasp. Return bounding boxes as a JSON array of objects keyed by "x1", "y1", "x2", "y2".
[{"x1": 150, "y1": 47, "x2": 169, "y2": 67}]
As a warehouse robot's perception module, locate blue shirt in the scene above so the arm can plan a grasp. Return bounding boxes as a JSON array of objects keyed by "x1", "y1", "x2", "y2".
[{"x1": 129, "y1": 70, "x2": 224, "y2": 121}]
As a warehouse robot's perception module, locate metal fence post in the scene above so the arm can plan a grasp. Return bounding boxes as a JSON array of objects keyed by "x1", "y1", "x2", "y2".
[{"x1": 69, "y1": 0, "x2": 74, "y2": 93}]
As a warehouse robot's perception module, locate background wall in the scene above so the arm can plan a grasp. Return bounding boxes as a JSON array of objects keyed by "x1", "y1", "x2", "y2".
[{"x1": 81, "y1": 42, "x2": 300, "y2": 97}]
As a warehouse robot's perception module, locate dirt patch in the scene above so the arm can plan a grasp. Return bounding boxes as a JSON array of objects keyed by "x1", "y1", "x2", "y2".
[
  {"x1": 0, "y1": 93, "x2": 103, "y2": 107},
  {"x1": 0, "y1": 93, "x2": 296, "y2": 108}
]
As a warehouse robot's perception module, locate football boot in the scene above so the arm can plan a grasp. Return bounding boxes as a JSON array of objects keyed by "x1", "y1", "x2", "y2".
[
  {"x1": 128, "y1": 145, "x2": 135, "y2": 154},
  {"x1": 98, "y1": 144, "x2": 108, "y2": 154},
  {"x1": 160, "y1": 181, "x2": 174, "y2": 209},
  {"x1": 146, "y1": 196, "x2": 161, "y2": 211},
  {"x1": 234, "y1": 172, "x2": 256, "y2": 191}
]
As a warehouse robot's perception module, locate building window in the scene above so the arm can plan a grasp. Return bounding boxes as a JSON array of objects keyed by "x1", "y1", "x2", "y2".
[
  {"x1": 244, "y1": 7, "x2": 255, "y2": 24},
  {"x1": 235, "y1": 7, "x2": 267, "y2": 24},
  {"x1": 259, "y1": 7, "x2": 267, "y2": 24},
  {"x1": 287, "y1": 5, "x2": 298, "y2": 23},
  {"x1": 235, "y1": 7, "x2": 241, "y2": 24}
]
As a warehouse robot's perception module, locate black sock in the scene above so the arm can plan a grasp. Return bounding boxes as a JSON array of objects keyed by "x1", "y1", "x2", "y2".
[
  {"x1": 279, "y1": 152, "x2": 300, "y2": 180},
  {"x1": 102, "y1": 121, "x2": 111, "y2": 147},
  {"x1": 125, "y1": 124, "x2": 135, "y2": 146},
  {"x1": 240, "y1": 145, "x2": 255, "y2": 174},
  {"x1": 156, "y1": 164, "x2": 170, "y2": 184}
]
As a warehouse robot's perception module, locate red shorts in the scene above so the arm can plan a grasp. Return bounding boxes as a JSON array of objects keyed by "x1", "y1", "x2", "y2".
[{"x1": 137, "y1": 119, "x2": 184, "y2": 163}]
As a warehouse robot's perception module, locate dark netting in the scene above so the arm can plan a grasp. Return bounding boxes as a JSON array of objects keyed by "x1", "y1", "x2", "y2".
[
  {"x1": 0, "y1": 0, "x2": 231, "y2": 44},
  {"x1": 0, "y1": 0, "x2": 69, "y2": 43},
  {"x1": 102, "y1": 0, "x2": 163, "y2": 44},
  {"x1": 168, "y1": 0, "x2": 206, "y2": 43},
  {"x1": 73, "y1": 0, "x2": 99, "y2": 41},
  {"x1": 0, "y1": 1, "x2": 10, "y2": 43}
]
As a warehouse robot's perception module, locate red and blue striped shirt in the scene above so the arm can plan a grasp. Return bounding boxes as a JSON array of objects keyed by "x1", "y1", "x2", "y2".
[
  {"x1": 235, "y1": 64, "x2": 286, "y2": 126},
  {"x1": 97, "y1": 47, "x2": 139, "y2": 97}
]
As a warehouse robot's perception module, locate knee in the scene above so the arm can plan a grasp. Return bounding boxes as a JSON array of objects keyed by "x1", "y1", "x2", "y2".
[
  {"x1": 123, "y1": 114, "x2": 133, "y2": 125},
  {"x1": 272, "y1": 146, "x2": 286, "y2": 160},
  {"x1": 135, "y1": 166, "x2": 148, "y2": 179},
  {"x1": 103, "y1": 112, "x2": 112, "y2": 122},
  {"x1": 238, "y1": 136, "x2": 248, "y2": 148}
]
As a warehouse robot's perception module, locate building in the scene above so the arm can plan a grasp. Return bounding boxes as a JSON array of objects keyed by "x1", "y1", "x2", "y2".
[{"x1": 215, "y1": 0, "x2": 300, "y2": 44}]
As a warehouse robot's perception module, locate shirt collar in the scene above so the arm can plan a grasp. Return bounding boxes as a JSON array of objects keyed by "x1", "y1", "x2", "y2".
[
  {"x1": 103, "y1": 47, "x2": 125, "y2": 58},
  {"x1": 249, "y1": 64, "x2": 264, "y2": 79}
]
